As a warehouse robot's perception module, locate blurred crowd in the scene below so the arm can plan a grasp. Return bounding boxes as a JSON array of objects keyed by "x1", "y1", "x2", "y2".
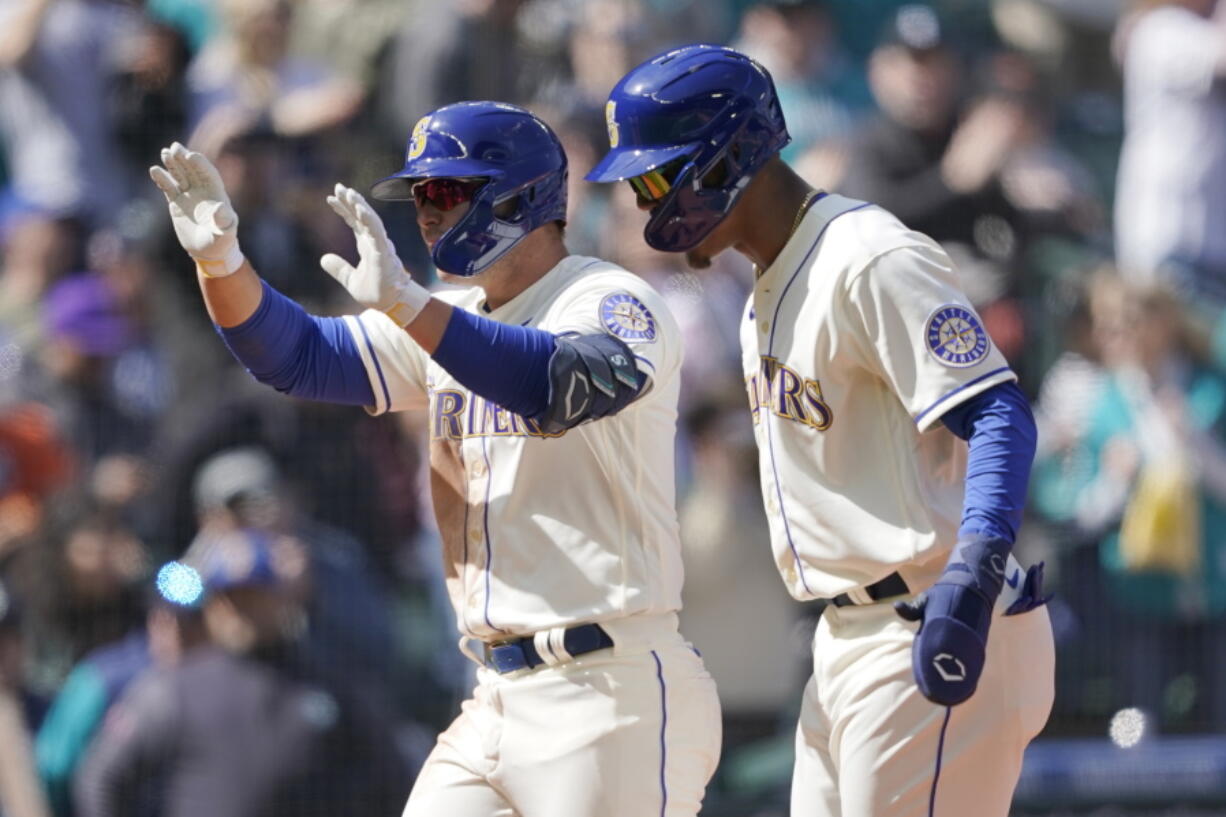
[{"x1": 0, "y1": 0, "x2": 1224, "y2": 814}]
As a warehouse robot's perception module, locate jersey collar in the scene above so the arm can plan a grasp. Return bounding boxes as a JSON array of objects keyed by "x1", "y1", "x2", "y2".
[
  {"x1": 480, "y1": 255, "x2": 600, "y2": 324},
  {"x1": 754, "y1": 194, "x2": 870, "y2": 291}
]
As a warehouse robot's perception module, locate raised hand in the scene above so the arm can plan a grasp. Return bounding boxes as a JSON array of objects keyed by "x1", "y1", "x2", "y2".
[
  {"x1": 149, "y1": 142, "x2": 244, "y2": 278},
  {"x1": 320, "y1": 184, "x2": 429, "y2": 327}
]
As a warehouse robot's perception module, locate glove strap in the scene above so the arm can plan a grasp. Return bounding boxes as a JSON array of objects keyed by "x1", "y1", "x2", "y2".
[
  {"x1": 944, "y1": 534, "x2": 1011, "y2": 600},
  {"x1": 194, "y1": 244, "x2": 246, "y2": 279},
  {"x1": 383, "y1": 279, "x2": 431, "y2": 328}
]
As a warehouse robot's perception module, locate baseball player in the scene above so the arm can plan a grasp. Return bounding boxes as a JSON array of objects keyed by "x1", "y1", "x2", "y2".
[
  {"x1": 587, "y1": 46, "x2": 1055, "y2": 816},
  {"x1": 148, "y1": 102, "x2": 720, "y2": 817}
]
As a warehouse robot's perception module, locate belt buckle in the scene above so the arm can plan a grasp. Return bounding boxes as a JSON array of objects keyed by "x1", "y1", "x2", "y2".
[{"x1": 485, "y1": 637, "x2": 528, "y2": 674}]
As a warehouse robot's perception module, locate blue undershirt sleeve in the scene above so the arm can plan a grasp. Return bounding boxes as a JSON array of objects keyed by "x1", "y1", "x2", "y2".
[
  {"x1": 217, "y1": 280, "x2": 375, "y2": 406},
  {"x1": 940, "y1": 381, "x2": 1037, "y2": 545},
  {"x1": 430, "y1": 307, "x2": 556, "y2": 418}
]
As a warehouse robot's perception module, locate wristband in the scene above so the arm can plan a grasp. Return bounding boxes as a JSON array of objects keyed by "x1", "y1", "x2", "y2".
[
  {"x1": 382, "y1": 279, "x2": 432, "y2": 327},
  {"x1": 194, "y1": 244, "x2": 246, "y2": 279}
]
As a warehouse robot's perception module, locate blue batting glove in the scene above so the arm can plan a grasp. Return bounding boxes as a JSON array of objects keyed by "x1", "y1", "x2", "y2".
[{"x1": 894, "y1": 535, "x2": 1010, "y2": 706}]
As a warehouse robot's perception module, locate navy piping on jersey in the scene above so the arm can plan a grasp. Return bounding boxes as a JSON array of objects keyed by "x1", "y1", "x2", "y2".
[
  {"x1": 929, "y1": 706, "x2": 952, "y2": 816},
  {"x1": 355, "y1": 316, "x2": 392, "y2": 412},
  {"x1": 913, "y1": 366, "x2": 1012, "y2": 427},
  {"x1": 652, "y1": 650, "x2": 669, "y2": 817},
  {"x1": 763, "y1": 201, "x2": 872, "y2": 595}
]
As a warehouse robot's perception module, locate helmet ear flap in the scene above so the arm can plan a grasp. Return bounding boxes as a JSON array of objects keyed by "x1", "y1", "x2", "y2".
[
  {"x1": 491, "y1": 181, "x2": 544, "y2": 223},
  {"x1": 493, "y1": 196, "x2": 520, "y2": 220}
]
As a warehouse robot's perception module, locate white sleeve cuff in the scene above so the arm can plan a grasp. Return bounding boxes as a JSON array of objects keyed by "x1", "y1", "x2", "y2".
[{"x1": 343, "y1": 314, "x2": 391, "y2": 415}]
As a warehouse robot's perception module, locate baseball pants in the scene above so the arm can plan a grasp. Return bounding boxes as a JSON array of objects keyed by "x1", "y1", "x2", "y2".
[
  {"x1": 402, "y1": 618, "x2": 721, "y2": 817},
  {"x1": 791, "y1": 558, "x2": 1056, "y2": 817}
]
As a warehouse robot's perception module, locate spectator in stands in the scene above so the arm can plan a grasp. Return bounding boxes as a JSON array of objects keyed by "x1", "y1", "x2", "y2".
[
  {"x1": 0, "y1": 403, "x2": 74, "y2": 564},
  {"x1": 35, "y1": 564, "x2": 206, "y2": 817},
  {"x1": 187, "y1": 447, "x2": 398, "y2": 704},
  {"x1": 186, "y1": 0, "x2": 363, "y2": 158},
  {"x1": 1073, "y1": 280, "x2": 1226, "y2": 730},
  {"x1": 0, "y1": 579, "x2": 50, "y2": 817},
  {"x1": 74, "y1": 528, "x2": 408, "y2": 817},
  {"x1": 0, "y1": 0, "x2": 139, "y2": 225},
  {"x1": 732, "y1": 0, "x2": 872, "y2": 161},
  {"x1": 1114, "y1": 0, "x2": 1226, "y2": 309},
  {"x1": 840, "y1": 4, "x2": 1024, "y2": 248},
  {"x1": 23, "y1": 497, "x2": 150, "y2": 689},
  {"x1": 0, "y1": 217, "x2": 85, "y2": 343}
]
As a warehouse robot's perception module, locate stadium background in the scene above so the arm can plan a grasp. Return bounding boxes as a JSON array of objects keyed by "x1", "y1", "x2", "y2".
[{"x1": 0, "y1": 0, "x2": 1223, "y2": 814}]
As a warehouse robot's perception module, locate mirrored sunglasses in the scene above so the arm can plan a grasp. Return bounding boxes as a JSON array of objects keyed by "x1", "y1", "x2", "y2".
[
  {"x1": 411, "y1": 178, "x2": 483, "y2": 211},
  {"x1": 627, "y1": 158, "x2": 688, "y2": 202}
]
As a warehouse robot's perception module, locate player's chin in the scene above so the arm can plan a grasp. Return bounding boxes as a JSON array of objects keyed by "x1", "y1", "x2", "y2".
[
  {"x1": 436, "y1": 269, "x2": 468, "y2": 285},
  {"x1": 684, "y1": 249, "x2": 712, "y2": 270},
  {"x1": 684, "y1": 233, "x2": 726, "y2": 270}
]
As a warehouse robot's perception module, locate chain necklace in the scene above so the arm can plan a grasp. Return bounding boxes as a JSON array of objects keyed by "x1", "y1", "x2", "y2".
[
  {"x1": 756, "y1": 189, "x2": 821, "y2": 280},
  {"x1": 791, "y1": 189, "x2": 820, "y2": 236}
]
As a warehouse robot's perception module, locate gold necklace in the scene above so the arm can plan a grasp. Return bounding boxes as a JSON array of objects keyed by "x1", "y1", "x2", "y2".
[
  {"x1": 790, "y1": 189, "x2": 820, "y2": 237},
  {"x1": 756, "y1": 189, "x2": 820, "y2": 279}
]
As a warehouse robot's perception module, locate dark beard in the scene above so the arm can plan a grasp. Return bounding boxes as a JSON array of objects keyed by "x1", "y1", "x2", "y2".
[{"x1": 685, "y1": 250, "x2": 711, "y2": 270}]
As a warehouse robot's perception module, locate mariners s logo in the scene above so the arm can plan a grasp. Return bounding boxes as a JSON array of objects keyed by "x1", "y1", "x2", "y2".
[
  {"x1": 925, "y1": 304, "x2": 990, "y2": 368},
  {"x1": 600, "y1": 293, "x2": 656, "y2": 341},
  {"x1": 605, "y1": 100, "x2": 620, "y2": 148},
  {"x1": 407, "y1": 116, "x2": 430, "y2": 160}
]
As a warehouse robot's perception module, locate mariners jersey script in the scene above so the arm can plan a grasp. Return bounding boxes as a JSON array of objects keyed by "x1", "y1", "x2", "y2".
[
  {"x1": 344, "y1": 256, "x2": 684, "y2": 640},
  {"x1": 741, "y1": 195, "x2": 1016, "y2": 600}
]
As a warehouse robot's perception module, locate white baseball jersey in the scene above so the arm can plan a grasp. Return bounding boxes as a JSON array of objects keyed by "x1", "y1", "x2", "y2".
[
  {"x1": 342, "y1": 255, "x2": 684, "y2": 640},
  {"x1": 741, "y1": 194, "x2": 1017, "y2": 600}
]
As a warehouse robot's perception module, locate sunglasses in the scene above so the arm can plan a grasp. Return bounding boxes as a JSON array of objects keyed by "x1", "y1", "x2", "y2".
[
  {"x1": 627, "y1": 161, "x2": 684, "y2": 202},
  {"x1": 627, "y1": 156, "x2": 728, "y2": 203},
  {"x1": 411, "y1": 178, "x2": 483, "y2": 211}
]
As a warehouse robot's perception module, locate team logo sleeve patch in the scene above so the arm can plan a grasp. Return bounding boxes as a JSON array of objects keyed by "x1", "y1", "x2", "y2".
[
  {"x1": 925, "y1": 304, "x2": 991, "y2": 368},
  {"x1": 600, "y1": 292, "x2": 657, "y2": 341}
]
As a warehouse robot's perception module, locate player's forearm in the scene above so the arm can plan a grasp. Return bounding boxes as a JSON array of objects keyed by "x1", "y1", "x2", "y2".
[
  {"x1": 197, "y1": 260, "x2": 265, "y2": 328},
  {"x1": 401, "y1": 298, "x2": 451, "y2": 355},
  {"x1": 424, "y1": 305, "x2": 556, "y2": 418},
  {"x1": 425, "y1": 305, "x2": 647, "y2": 430},
  {"x1": 217, "y1": 280, "x2": 375, "y2": 406},
  {"x1": 941, "y1": 381, "x2": 1037, "y2": 544}
]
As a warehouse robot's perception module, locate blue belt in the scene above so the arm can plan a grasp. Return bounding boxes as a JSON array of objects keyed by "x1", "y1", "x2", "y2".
[
  {"x1": 830, "y1": 572, "x2": 909, "y2": 607},
  {"x1": 484, "y1": 623, "x2": 614, "y2": 674}
]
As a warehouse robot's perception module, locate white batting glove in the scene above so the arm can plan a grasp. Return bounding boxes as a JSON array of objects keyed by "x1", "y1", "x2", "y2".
[
  {"x1": 321, "y1": 184, "x2": 430, "y2": 327},
  {"x1": 148, "y1": 142, "x2": 245, "y2": 278}
]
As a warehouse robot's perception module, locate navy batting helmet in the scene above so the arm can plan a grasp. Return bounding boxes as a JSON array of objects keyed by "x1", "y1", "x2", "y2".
[
  {"x1": 586, "y1": 45, "x2": 790, "y2": 252},
  {"x1": 372, "y1": 102, "x2": 568, "y2": 276}
]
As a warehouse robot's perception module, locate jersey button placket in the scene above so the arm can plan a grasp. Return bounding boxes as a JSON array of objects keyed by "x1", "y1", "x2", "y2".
[
  {"x1": 467, "y1": 457, "x2": 487, "y2": 549},
  {"x1": 465, "y1": 448, "x2": 490, "y2": 624}
]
